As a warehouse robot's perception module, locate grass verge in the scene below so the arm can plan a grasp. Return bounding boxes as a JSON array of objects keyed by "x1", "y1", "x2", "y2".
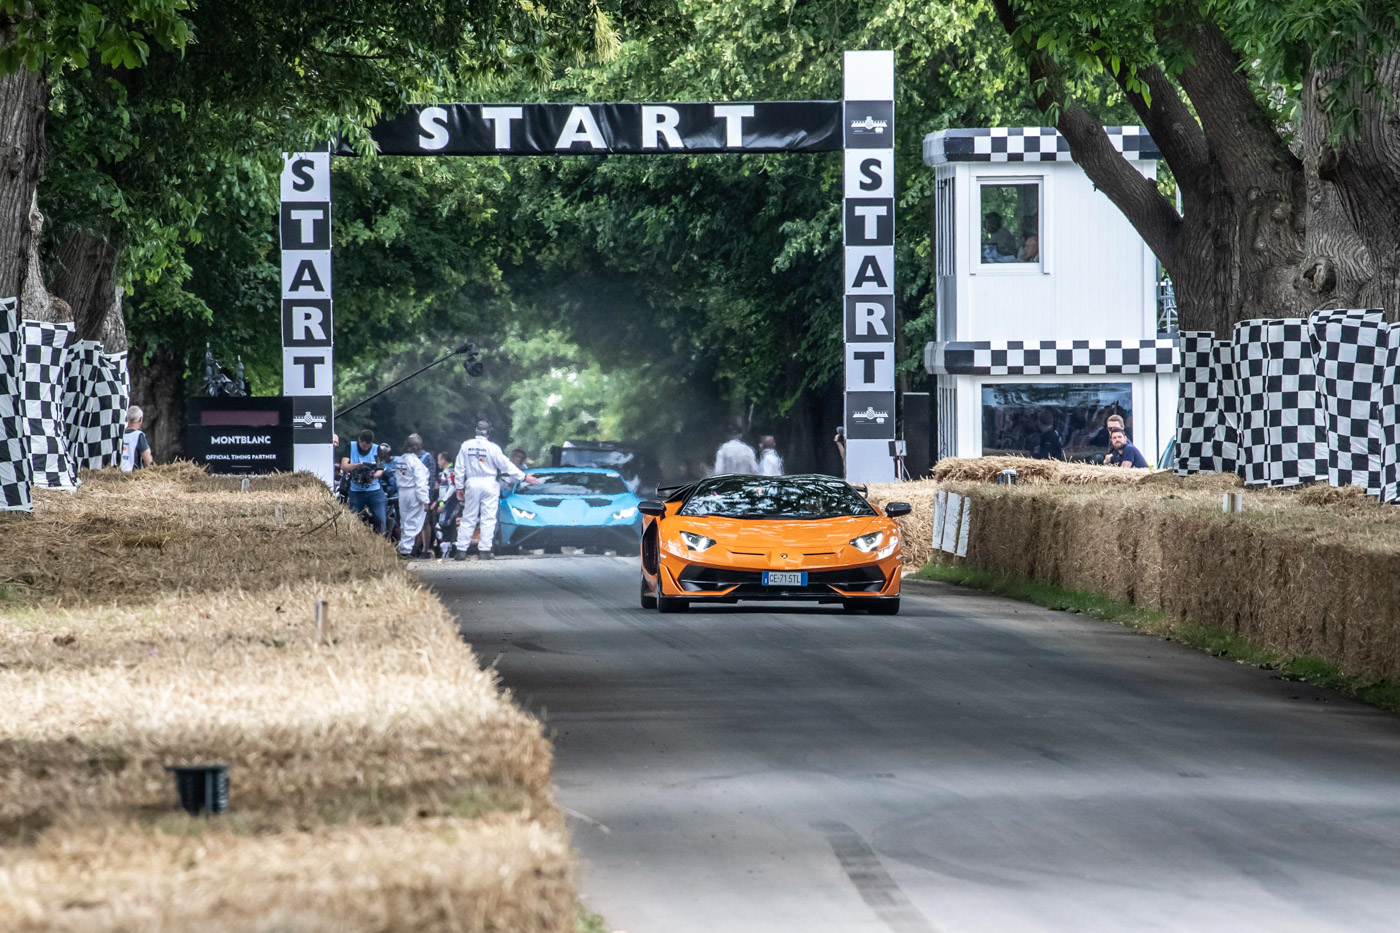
[{"x1": 913, "y1": 561, "x2": 1400, "y2": 713}]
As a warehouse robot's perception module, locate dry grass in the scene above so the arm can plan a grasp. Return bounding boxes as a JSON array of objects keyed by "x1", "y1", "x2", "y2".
[
  {"x1": 870, "y1": 458, "x2": 1400, "y2": 680},
  {"x1": 0, "y1": 465, "x2": 575, "y2": 931}
]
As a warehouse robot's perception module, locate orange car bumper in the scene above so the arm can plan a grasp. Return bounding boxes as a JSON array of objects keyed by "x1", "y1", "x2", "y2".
[{"x1": 654, "y1": 551, "x2": 902, "y2": 603}]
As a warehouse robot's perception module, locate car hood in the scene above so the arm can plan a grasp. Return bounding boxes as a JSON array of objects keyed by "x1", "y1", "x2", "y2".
[{"x1": 669, "y1": 514, "x2": 885, "y2": 548}]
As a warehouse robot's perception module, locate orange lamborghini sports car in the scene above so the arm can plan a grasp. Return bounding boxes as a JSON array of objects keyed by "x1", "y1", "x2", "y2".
[{"x1": 637, "y1": 473, "x2": 911, "y2": 614}]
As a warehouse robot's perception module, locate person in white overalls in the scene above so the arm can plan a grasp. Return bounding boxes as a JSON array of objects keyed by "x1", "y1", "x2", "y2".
[
  {"x1": 454, "y1": 420, "x2": 538, "y2": 560},
  {"x1": 392, "y1": 434, "x2": 431, "y2": 558}
]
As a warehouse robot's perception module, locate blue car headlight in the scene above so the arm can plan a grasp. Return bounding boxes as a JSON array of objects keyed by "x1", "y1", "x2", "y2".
[
  {"x1": 612, "y1": 506, "x2": 637, "y2": 521},
  {"x1": 511, "y1": 506, "x2": 537, "y2": 520}
]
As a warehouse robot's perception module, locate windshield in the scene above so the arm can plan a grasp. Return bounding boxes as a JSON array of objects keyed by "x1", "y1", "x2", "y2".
[
  {"x1": 678, "y1": 475, "x2": 876, "y2": 519},
  {"x1": 524, "y1": 472, "x2": 628, "y2": 496}
]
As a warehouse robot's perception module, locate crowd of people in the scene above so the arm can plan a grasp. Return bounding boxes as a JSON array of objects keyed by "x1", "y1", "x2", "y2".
[
  {"x1": 983, "y1": 403, "x2": 1149, "y2": 467},
  {"x1": 336, "y1": 419, "x2": 538, "y2": 561}
]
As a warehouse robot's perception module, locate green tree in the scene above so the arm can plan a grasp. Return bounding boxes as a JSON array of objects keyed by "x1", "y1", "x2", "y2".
[{"x1": 991, "y1": 0, "x2": 1400, "y2": 330}]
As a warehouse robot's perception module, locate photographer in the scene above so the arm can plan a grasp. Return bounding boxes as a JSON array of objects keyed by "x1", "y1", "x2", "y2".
[{"x1": 340, "y1": 429, "x2": 387, "y2": 533}]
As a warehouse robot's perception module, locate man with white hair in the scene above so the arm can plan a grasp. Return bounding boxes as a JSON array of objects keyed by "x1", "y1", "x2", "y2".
[
  {"x1": 454, "y1": 420, "x2": 539, "y2": 560},
  {"x1": 120, "y1": 405, "x2": 153, "y2": 472}
]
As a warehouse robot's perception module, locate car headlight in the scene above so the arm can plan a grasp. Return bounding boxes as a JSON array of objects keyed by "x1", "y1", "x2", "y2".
[
  {"x1": 877, "y1": 534, "x2": 899, "y2": 559},
  {"x1": 680, "y1": 530, "x2": 716, "y2": 553},
  {"x1": 612, "y1": 506, "x2": 637, "y2": 520},
  {"x1": 849, "y1": 531, "x2": 884, "y2": 553},
  {"x1": 510, "y1": 506, "x2": 537, "y2": 520}
]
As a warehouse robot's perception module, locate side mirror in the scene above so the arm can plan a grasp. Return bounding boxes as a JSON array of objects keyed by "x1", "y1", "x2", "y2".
[
  {"x1": 638, "y1": 500, "x2": 667, "y2": 517},
  {"x1": 884, "y1": 501, "x2": 912, "y2": 518}
]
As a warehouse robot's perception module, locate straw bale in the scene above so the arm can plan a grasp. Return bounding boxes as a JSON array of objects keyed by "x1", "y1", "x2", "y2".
[
  {"x1": 0, "y1": 463, "x2": 578, "y2": 927},
  {"x1": 0, "y1": 813, "x2": 574, "y2": 932},
  {"x1": 931, "y1": 455, "x2": 1147, "y2": 486}
]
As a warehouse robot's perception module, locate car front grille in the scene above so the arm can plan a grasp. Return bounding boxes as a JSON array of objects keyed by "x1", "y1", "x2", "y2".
[{"x1": 677, "y1": 565, "x2": 884, "y2": 592}]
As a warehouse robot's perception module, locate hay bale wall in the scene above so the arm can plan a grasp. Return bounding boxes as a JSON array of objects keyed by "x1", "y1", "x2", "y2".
[
  {"x1": 870, "y1": 458, "x2": 1400, "y2": 680},
  {"x1": 0, "y1": 464, "x2": 576, "y2": 932}
]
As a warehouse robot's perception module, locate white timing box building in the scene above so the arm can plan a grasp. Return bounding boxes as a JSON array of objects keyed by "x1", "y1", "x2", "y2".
[{"x1": 922, "y1": 126, "x2": 1179, "y2": 465}]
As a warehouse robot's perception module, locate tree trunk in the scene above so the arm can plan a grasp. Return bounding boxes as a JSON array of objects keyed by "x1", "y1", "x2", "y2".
[
  {"x1": 0, "y1": 63, "x2": 46, "y2": 306},
  {"x1": 1307, "y1": 47, "x2": 1400, "y2": 318},
  {"x1": 129, "y1": 348, "x2": 185, "y2": 462},
  {"x1": 49, "y1": 230, "x2": 122, "y2": 342}
]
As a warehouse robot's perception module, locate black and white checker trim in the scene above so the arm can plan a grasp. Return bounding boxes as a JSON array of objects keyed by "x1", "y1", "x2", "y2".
[
  {"x1": 1232, "y1": 319, "x2": 1327, "y2": 487},
  {"x1": 925, "y1": 338, "x2": 1179, "y2": 376},
  {"x1": 923, "y1": 126, "x2": 1161, "y2": 165},
  {"x1": 0, "y1": 297, "x2": 30, "y2": 511},
  {"x1": 21, "y1": 319, "x2": 77, "y2": 489},
  {"x1": 1307, "y1": 308, "x2": 1386, "y2": 495}
]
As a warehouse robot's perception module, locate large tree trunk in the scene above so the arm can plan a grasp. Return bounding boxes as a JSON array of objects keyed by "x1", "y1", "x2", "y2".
[
  {"x1": 0, "y1": 63, "x2": 47, "y2": 306},
  {"x1": 49, "y1": 230, "x2": 122, "y2": 342},
  {"x1": 129, "y1": 348, "x2": 184, "y2": 462},
  {"x1": 1307, "y1": 47, "x2": 1400, "y2": 317}
]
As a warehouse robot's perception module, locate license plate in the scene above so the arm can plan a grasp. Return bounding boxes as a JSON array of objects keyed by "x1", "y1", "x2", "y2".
[{"x1": 762, "y1": 571, "x2": 806, "y2": 586}]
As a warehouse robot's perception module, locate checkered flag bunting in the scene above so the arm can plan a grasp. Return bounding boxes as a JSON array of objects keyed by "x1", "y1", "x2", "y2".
[
  {"x1": 1173, "y1": 332, "x2": 1219, "y2": 474},
  {"x1": 22, "y1": 319, "x2": 77, "y2": 489},
  {"x1": 0, "y1": 297, "x2": 31, "y2": 511}
]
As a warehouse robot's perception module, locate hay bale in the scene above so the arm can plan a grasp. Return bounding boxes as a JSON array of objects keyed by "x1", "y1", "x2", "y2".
[{"x1": 932, "y1": 456, "x2": 1149, "y2": 486}]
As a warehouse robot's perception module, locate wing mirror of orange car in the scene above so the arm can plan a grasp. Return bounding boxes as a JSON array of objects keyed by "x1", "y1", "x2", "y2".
[
  {"x1": 638, "y1": 500, "x2": 667, "y2": 517},
  {"x1": 884, "y1": 501, "x2": 912, "y2": 518}
]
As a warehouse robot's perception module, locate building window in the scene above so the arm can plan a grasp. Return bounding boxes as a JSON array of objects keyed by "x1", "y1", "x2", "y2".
[
  {"x1": 981, "y1": 383, "x2": 1131, "y2": 462},
  {"x1": 978, "y1": 181, "x2": 1040, "y2": 265}
]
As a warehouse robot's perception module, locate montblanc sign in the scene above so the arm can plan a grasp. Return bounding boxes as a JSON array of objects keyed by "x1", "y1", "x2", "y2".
[{"x1": 339, "y1": 102, "x2": 843, "y2": 156}]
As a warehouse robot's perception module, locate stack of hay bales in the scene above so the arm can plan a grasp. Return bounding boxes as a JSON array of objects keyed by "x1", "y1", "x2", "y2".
[
  {"x1": 0, "y1": 464, "x2": 576, "y2": 932},
  {"x1": 868, "y1": 457, "x2": 1400, "y2": 682}
]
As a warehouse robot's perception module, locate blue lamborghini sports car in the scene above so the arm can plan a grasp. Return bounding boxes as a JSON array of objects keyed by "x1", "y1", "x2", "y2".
[{"x1": 495, "y1": 467, "x2": 644, "y2": 554}]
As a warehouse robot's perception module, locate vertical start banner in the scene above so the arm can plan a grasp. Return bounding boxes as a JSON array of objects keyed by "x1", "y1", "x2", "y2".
[
  {"x1": 842, "y1": 50, "x2": 897, "y2": 484},
  {"x1": 280, "y1": 151, "x2": 334, "y2": 485}
]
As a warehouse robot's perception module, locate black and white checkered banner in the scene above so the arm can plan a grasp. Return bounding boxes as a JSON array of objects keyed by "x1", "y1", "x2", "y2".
[
  {"x1": 842, "y1": 50, "x2": 897, "y2": 483},
  {"x1": 344, "y1": 102, "x2": 843, "y2": 156},
  {"x1": 62, "y1": 339, "x2": 129, "y2": 475},
  {"x1": 281, "y1": 150, "x2": 334, "y2": 484},
  {"x1": 1307, "y1": 308, "x2": 1385, "y2": 495},
  {"x1": 1380, "y1": 323, "x2": 1400, "y2": 505},
  {"x1": 22, "y1": 319, "x2": 77, "y2": 489},
  {"x1": 923, "y1": 126, "x2": 1161, "y2": 164},
  {"x1": 0, "y1": 296, "x2": 30, "y2": 511},
  {"x1": 1232, "y1": 319, "x2": 1327, "y2": 487},
  {"x1": 927, "y1": 338, "x2": 1179, "y2": 376}
]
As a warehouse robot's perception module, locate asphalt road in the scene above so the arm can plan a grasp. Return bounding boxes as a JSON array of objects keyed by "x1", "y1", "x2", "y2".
[{"x1": 420, "y1": 554, "x2": 1400, "y2": 933}]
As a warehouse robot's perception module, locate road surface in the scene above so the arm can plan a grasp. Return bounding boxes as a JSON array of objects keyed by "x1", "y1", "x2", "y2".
[{"x1": 420, "y1": 554, "x2": 1400, "y2": 933}]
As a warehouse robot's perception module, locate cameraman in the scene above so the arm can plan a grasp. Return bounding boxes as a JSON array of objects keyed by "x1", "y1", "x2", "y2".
[{"x1": 340, "y1": 429, "x2": 387, "y2": 533}]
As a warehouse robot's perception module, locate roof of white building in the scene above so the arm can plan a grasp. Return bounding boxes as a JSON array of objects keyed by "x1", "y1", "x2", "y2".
[{"x1": 923, "y1": 126, "x2": 1161, "y2": 166}]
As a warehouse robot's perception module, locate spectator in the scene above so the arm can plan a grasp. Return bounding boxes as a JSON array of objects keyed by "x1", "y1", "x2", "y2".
[
  {"x1": 393, "y1": 434, "x2": 431, "y2": 559},
  {"x1": 1106, "y1": 427, "x2": 1148, "y2": 468},
  {"x1": 1017, "y1": 221, "x2": 1039, "y2": 262},
  {"x1": 714, "y1": 427, "x2": 759, "y2": 475},
  {"x1": 1030, "y1": 410, "x2": 1064, "y2": 460},
  {"x1": 834, "y1": 426, "x2": 846, "y2": 468},
  {"x1": 758, "y1": 435, "x2": 784, "y2": 476},
  {"x1": 120, "y1": 405, "x2": 154, "y2": 472},
  {"x1": 340, "y1": 429, "x2": 386, "y2": 533},
  {"x1": 1089, "y1": 411, "x2": 1127, "y2": 448},
  {"x1": 982, "y1": 211, "x2": 1018, "y2": 261},
  {"x1": 435, "y1": 450, "x2": 460, "y2": 559}
]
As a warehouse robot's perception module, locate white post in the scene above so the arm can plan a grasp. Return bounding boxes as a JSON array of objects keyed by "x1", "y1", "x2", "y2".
[
  {"x1": 842, "y1": 50, "x2": 897, "y2": 484},
  {"x1": 280, "y1": 150, "x2": 335, "y2": 485}
]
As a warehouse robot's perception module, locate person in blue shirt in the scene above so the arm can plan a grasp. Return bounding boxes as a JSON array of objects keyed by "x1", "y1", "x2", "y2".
[
  {"x1": 1106, "y1": 427, "x2": 1149, "y2": 468},
  {"x1": 340, "y1": 429, "x2": 387, "y2": 532}
]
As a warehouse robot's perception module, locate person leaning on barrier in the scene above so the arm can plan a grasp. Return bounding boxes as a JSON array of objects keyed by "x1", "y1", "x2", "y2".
[
  {"x1": 340, "y1": 429, "x2": 387, "y2": 533},
  {"x1": 1106, "y1": 427, "x2": 1148, "y2": 469}
]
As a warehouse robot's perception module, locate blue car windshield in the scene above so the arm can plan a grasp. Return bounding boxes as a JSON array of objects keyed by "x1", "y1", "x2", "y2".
[
  {"x1": 525, "y1": 472, "x2": 628, "y2": 496},
  {"x1": 679, "y1": 475, "x2": 876, "y2": 519}
]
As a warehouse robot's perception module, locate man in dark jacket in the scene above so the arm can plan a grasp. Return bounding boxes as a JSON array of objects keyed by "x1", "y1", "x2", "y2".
[{"x1": 1106, "y1": 427, "x2": 1149, "y2": 468}]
